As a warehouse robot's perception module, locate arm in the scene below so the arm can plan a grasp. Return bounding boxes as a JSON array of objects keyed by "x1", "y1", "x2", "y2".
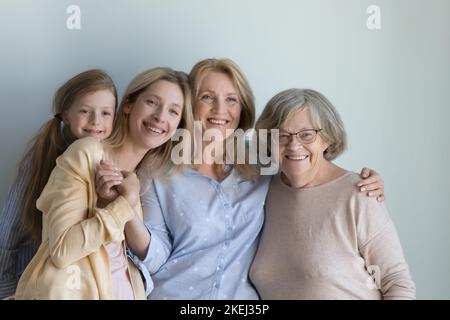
[
  {"x1": 124, "y1": 214, "x2": 151, "y2": 260},
  {"x1": 95, "y1": 163, "x2": 172, "y2": 273},
  {"x1": 0, "y1": 155, "x2": 37, "y2": 298},
  {"x1": 357, "y1": 198, "x2": 416, "y2": 299},
  {"x1": 39, "y1": 140, "x2": 136, "y2": 269},
  {"x1": 130, "y1": 179, "x2": 172, "y2": 274}
]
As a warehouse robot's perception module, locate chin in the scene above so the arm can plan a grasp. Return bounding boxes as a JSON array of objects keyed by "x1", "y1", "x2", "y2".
[{"x1": 150, "y1": 137, "x2": 171, "y2": 149}]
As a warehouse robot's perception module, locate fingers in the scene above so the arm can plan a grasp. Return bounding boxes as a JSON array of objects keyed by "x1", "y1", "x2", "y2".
[
  {"x1": 365, "y1": 188, "x2": 383, "y2": 198},
  {"x1": 95, "y1": 165, "x2": 123, "y2": 200},
  {"x1": 360, "y1": 167, "x2": 371, "y2": 179},
  {"x1": 121, "y1": 170, "x2": 132, "y2": 178},
  {"x1": 100, "y1": 159, "x2": 114, "y2": 166},
  {"x1": 96, "y1": 170, "x2": 123, "y2": 188},
  {"x1": 98, "y1": 162, "x2": 120, "y2": 172},
  {"x1": 102, "y1": 179, "x2": 122, "y2": 194},
  {"x1": 359, "y1": 179, "x2": 383, "y2": 192},
  {"x1": 376, "y1": 195, "x2": 385, "y2": 202},
  {"x1": 97, "y1": 179, "x2": 121, "y2": 200},
  {"x1": 357, "y1": 175, "x2": 381, "y2": 188}
]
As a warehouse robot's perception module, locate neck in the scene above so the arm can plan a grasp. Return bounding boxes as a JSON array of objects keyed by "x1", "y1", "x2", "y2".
[
  {"x1": 195, "y1": 139, "x2": 227, "y2": 180},
  {"x1": 281, "y1": 161, "x2": 345, "y2": 189},
  {"x1": 109, "y1": 138, "x2": 149, "y2": 173},
  {"x1": 201, "y1": 139, "x2": 225, "y2": 163},
  {"x1": 196, "y1": 163, "x2": 225, "y2": 181}
]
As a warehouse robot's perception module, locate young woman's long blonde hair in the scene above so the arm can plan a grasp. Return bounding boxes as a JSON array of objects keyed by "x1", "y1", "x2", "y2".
[
  {"x1": 20, "y1": 69, "x2": 117, "y2": 243},
  {"x1": 105, "y1": 67, "x2": 193, "y2": 178}
]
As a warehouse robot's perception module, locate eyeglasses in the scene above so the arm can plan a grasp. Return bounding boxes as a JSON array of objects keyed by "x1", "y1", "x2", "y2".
[{"x1": 278, "y1": 129, "x2": 322, "y2": 145}]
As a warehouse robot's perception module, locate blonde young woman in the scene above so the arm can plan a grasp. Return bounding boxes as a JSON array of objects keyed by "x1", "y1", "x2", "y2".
[
  {"x1": 250, "y1": 89, "x2": 415, "y2": 299},
  {"x1": 14, "y1": 67, "x2": 193, "y2": 299},
  {"x1": 96, "y1": 58, "x2": 385, "y2": 299},
  {"x1": 0, "y1": 69, "x2": 117, "y2": 299}
]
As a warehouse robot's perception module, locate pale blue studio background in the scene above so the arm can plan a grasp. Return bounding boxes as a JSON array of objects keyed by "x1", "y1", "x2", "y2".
[{"x1": 0, "y1": 0, "x2": 449, "y2": 299}]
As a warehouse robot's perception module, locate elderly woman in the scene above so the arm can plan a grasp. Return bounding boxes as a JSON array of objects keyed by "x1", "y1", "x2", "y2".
[{"x1": 250, "y1": 89, "x2": 415, "y2": 300}]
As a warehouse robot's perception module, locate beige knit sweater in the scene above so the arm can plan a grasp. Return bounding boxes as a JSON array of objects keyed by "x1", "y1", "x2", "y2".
[{"x1": 250, "y1": 171, "x2": 415, "y2": 300}]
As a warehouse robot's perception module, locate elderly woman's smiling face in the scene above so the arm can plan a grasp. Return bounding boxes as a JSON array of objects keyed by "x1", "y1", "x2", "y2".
[{"x1": 278, "y1": 108, "x2": 329, "y2": 185}]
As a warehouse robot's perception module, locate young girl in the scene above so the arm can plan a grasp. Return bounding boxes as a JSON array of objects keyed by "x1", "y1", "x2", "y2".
[
  {"x1": 0, "y1": 69, "x2": 117, "y2": 299},
  {"x1": 15, "y1": 67, "x2": 193, "y2": 299}
]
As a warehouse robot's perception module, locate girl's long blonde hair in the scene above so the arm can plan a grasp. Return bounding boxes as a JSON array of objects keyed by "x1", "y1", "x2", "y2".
[{"x1": 20, "y1": 69, "x2": 117, "y2": 243}]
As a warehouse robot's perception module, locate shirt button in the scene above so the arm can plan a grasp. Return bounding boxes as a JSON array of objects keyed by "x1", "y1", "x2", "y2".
[{"x1": 214, "y1": 282, "x2": 219, "y2": 288}]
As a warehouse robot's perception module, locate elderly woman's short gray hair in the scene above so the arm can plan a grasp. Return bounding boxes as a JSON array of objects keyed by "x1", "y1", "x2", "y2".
[{"x1": 255, "y1": 88, "x2": 347, "y2": 161}]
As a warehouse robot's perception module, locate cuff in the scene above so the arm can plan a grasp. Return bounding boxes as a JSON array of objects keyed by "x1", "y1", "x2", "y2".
[{"x1": 100, "y1": 196, "x2": 135, "y2": 243}]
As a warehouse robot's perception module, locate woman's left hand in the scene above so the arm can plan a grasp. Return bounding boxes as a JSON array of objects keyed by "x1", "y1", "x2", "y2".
[{"x1": 358, "y1": 167, "x2": 385, "y2": 202}]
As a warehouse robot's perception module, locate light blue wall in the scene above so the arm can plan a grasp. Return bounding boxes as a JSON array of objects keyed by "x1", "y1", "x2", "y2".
[{"x1": 1, "y1": 0, "x2": 449, "y2": 299}]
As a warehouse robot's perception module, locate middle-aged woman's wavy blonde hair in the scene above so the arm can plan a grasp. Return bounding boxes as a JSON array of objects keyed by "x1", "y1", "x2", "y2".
[
  {"x1": 189, "y1": 58, "x2": 258, "y2": 180},
  {"x1": 255, "y1": 88, "x2": 347, "y2": 161},
  {"x1": 105, "y1": 67, "x2": 194, "y2": 178}
]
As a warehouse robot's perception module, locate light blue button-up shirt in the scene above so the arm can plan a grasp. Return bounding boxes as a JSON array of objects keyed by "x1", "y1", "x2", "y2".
[{"x1": 132, "y1": 166, "x2": 270, "y2": 299}]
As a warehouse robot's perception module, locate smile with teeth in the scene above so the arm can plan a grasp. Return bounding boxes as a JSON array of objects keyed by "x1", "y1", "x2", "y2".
[
  {"x1": 144, "y1": 121, "x2": 165, "y2": 135},
  {"x1": 208, "y1": 118, "x2": 229, "y2": 125},
  {"x1": 83, "y1": 129, "x2": 103, "y2": 135},
  {"x1": 285, "y1": 155, "x2": 309, "y2": 161}
]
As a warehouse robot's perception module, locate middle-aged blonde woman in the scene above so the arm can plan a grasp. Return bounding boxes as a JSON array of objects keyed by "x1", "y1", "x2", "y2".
[
  {"x1": 15, "y1": 67, "x2": 193, "y2": 299},
  {"x1": 250, "y1": 88, "x2": 416, "y2": 299},
  {"x1": 96, "y1": 58, "x2": 386, "y2": 299}
]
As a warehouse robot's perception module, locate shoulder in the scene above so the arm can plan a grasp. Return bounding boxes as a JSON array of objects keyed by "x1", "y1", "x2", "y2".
[
  {"x1": 339, "y1": 173, "x2": 390, "y2": 232},
  {"x1": 61, "y1": 137, "x2": 104, "y2": 162},
  {"x1": 65, "y1": 137, "x2": 103, "y2": 155},
  {"x1": 336, "y1": 172, "x2": 382, "y2": 207},
  {"x1": 56, "y1": 137, "x2": 104, "y2": 174}
]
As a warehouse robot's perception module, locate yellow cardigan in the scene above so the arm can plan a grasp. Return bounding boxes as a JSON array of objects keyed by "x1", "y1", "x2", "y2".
[{"x1": 15, "y1": 138, "x2": 146, "y2": 299}]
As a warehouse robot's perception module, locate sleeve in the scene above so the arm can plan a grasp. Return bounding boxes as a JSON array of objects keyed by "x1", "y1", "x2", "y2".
[
  {"x1": 356, "y1": 197, "x2": 416, "y2": 300},
  {"x1": 129, "y1": 178, "x2": 172, "y2": 287},
  {"x1": 37, "y1": 139, "x2": 136, "y2": 269},
  {"x1": 0, "y1": 155, "x2": 38, "y2": 299}
]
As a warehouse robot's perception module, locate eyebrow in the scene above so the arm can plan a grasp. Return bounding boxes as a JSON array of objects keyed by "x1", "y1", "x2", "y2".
[
  {"x1": 279, "y1": 127, "x2": 311, "y2": 133},
  {"x1": 200, "y1": 89, "x2": 238, "y2": 96},
  {"x1": 171, "y1": 103, "x2": 182, "y2": 109},
  {"x1": 147, "y1": 94, "x2": 162, "y2": 101},
  {"x1": 80, "y1": 104, "x2": 114, "y2": 109},
  {"x1": 148, "y1": 94, "x2": 182, "y2": 109}
]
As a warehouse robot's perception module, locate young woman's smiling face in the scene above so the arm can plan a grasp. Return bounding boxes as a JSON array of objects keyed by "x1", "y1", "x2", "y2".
[{"x1": 125, "y1": 80, "x2": 184, "y2": 150}]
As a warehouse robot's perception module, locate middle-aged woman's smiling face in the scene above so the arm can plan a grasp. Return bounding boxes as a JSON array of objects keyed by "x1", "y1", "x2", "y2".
[
  {"x1": 279, "y1": 108, "x2": 329, "y2": 186},
  {"x1": 194, "y1": 71, "x2": 242, "y2": 141},
  {"x1": 125, "y1": 80, "x2": 184, "y2": 150}
]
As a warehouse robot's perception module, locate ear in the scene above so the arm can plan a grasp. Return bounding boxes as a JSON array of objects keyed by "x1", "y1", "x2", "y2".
[
  {"x1": 123, "y1": 101, "x2": 132, "y2": 115},
  {"x1": 320, "y1": 138, "x2": 331, "y2": 153},
  {"x1": 62, "y1": 111, "x2": 70, "y2": 125}
]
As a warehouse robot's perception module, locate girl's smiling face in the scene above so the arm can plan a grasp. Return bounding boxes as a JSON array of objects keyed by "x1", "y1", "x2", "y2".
[{"x1": 63, "y1": 89, "x2": 116, "y2": 140}]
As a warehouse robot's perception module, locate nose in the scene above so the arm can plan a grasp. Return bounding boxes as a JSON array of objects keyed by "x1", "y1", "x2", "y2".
[
  {"x1": 89, "y1": 111, "x2": 101, "y2": 126},
  {"x1": 286, "y1": 136, "x2": 304, "y2": 149},
  {"x1": 151, "y1": 105, "x2": 166, "y2": 123},
  {"x1": 212, "y1": 97, "x2": 227, "y2": 114}
]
